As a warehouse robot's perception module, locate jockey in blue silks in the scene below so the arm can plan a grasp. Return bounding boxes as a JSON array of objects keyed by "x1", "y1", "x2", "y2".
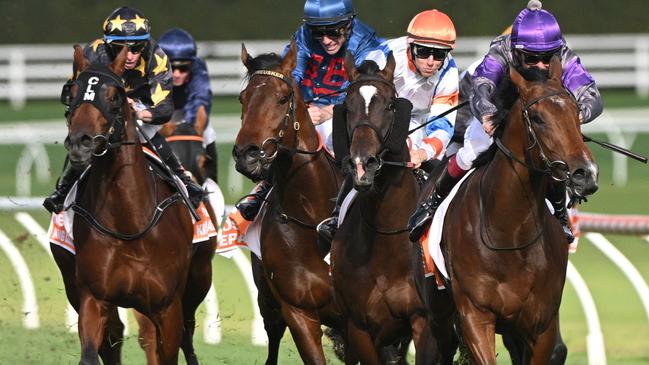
[
  {"x1": 43, "y1": 6, "x2": 203, "y2": 214},
  {"x1": 408, "y1": 0, "x2": 603, "y2": 243},
  {"x1": 158, "y1": 28, "x2": 218, "y2": 183},
  {"x1": 234, "y1": 0, "x2": 385, "y2": 232}
]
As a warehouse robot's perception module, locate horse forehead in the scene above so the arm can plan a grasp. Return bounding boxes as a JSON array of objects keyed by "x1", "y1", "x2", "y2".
[{"x1": 359, "y1": 85, "x2": 377, "y2": 114}]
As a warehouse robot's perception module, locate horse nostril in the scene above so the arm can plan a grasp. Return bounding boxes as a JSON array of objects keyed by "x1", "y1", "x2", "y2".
[
  {"x1": 365, "y1": 156, "x2": 380, "y2": 172},
  {"x1": 571, "y1": 168, "x2": 587, "y2": 185},
  {"x1": 81, "y1": 135, "x2": 93, "y2": 148}
]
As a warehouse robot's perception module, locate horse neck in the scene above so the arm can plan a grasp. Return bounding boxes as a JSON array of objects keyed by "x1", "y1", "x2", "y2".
[
  {"x1": 87, "y1": 116, "x2": 154, "y2": 214},
  {"x1": 482, "y1": 107, "x2": 548, "y2": 230},
  {"x1": 359, "y1": 158, "x2": 418, "y2": 228}
]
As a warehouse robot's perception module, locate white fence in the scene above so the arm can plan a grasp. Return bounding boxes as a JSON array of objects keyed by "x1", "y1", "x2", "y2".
[{"x1": 1, "y1": 34, "x2": 649, "y2": 109}]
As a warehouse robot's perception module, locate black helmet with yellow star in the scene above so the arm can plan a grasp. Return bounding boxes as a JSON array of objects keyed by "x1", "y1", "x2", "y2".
[{"x1": 103, "y1": 6, "x2": 151, "y2": 56}]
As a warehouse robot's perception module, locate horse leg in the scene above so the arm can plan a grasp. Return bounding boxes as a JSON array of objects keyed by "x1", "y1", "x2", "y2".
[
  {"x1": 78, "y1": 290, "x2": 109, "y2": 365},
  {"x1": 411, "y1": 315, "x2": 437, "y2": 365},
  {"x1": 135, "y1": 310, "x2": 159, "y2": 365},
  {"x1": 549, "y1": 316, "x2": 567, "y2": 365},
  {"x1": 281, "y1": 305, "x2": 326, "y2": 365},
  {"x1": 153, "y1": 295, "x2": 184, "y2": 365},
  {"x1": 98, "y1": 306, "x2": 125, "y2": 365},
  {"x1": 251, "y1": 253, "x2": 286, "y2": 365},
  {"x1": 345, "y1": 320, "x2": 380, "y2": 365},
  {"x1": 51, "y1": 244, "x2": 80, "y2": 310},
  {"x1": 528, "y1": 317, "x2": 559, "y2": 365},
  {"x1": 457, "y1": 304, "x2": 497, "y2": 365},
  {"x1": 502, "y1": 333, "x2": 525, "y2": 365},
  {"x1": 180, "y1": 241, "x2": 215, "y2": 365}
]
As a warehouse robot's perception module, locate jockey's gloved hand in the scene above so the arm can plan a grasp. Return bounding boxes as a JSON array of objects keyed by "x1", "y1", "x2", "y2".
[{"x1": 470, "y1": 83, "x2": 497, "y2": 122}]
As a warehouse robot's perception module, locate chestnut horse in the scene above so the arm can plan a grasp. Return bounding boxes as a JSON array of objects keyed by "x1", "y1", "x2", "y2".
[
  {"x1": 438, "y1": 57, "x2": 598, "y2": 364},
  {"x1": 233, "y1": 41, "x2": 343, "y2": 364},
  {"x1": 330, "y1": 53, "x2": 457, "y2": 364},
  {"x1": 58, "y1": 45, "x2": 209, "y2": 365}
]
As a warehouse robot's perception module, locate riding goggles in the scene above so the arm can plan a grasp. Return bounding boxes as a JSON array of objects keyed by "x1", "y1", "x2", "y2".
[
  {"x1": 171, "y1": 60, "x2": 192, "y2": 73},
  {"x1": 518, "y1": 49, "x2": 559, "y2": 65},
  {"x1": 310, "y1": 21, "x2": 351, "y2": 40},
  {"x1": 108, "y1": 40, "x2": 147, "y2": 54},
  {"x1": 411, "y1": 43, "x2": 449, "y2": 61}
]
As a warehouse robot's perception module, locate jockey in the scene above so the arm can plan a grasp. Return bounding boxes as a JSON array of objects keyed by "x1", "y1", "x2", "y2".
[
  {"x1": 43, "y1": 6, "x2": 204, "y2": 214},
  {"x1": 317, "y1": 9, "x2": 460, "y2": 244},
  {"x1": 158, "y1": 28, "x2": 218, "y2": 183},
  {"x1": 234, "y1": 0, "x2": 384, "y2": 223},
  {"x1": 408, "y1": 0, "x2": 603, "y2": 243}
]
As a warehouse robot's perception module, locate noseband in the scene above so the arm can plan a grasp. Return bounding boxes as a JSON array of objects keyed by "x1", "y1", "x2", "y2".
[{"x1": 495, "y1": 90, "x2": 572, "y2": 182}]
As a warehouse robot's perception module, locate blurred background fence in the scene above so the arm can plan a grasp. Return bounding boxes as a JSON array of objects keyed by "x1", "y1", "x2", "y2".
[{"x1": 1, "y1": 34, "x2": 648, "y2": 110}]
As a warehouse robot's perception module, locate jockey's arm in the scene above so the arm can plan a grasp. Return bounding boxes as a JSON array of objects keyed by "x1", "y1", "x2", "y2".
[
  {"x1": 194, "y1": 105, "x2": 208, "y2": 135},
  {"x1": 561, "y1": 48, "x2": 604, "y2": 124},
  {"x1": 308, "y1": 104, "x2": 334, "y2": 125}
]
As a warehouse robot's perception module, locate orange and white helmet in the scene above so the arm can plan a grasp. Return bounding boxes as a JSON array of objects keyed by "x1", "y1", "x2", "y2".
[{"x1": 406, "y1": 9, "x2": 456, "y2": 50}]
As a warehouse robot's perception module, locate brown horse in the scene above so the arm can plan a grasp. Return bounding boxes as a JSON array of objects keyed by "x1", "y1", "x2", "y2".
[
  {"x1": 438, "y1": 57, "x2": 598, "y2": 364},
  {"x1": 59, "y1": 45, "x2": 204, "y2": 365},
  {"x1": 330, "y1": 53, "x2": 456, "y2": 364},
  {"x1": 233, "y1": 41, "x2": 344, "y2": 364}
]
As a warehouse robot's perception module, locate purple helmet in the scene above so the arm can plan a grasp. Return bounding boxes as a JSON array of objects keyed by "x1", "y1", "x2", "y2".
[{"x1": 511, "y1": 0, "x2": 563, "y2": 53}]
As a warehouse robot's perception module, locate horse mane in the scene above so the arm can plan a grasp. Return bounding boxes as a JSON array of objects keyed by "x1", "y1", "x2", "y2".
[
  {"x1": 245, "y1": 52, "x2": 283, "y2": 78},
  {"x1": 472, "y1": 67, "x2": 549, "y2": 168}
]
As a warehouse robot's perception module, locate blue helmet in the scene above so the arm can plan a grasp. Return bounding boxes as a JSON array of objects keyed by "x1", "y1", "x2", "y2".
[
  {"x1": 303, "y1": 0, "x2": 355, "y2": 26},
  {"x1": 158, "y1": 28, "x2": 197, "y2": 62}
]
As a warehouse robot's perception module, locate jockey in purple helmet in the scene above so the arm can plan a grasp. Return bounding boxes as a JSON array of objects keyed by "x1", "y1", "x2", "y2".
[
  {"x1": 158, "y1": 28, "x2": 218, "y2": 183},
  {"x1": 235, "y1": 0, "x2": 384, "y2": 225},
  {"x1": 408, "y1": 0, "x2": 603, "y2": 244},
  {"x1": 43, "y1": 6, "x2": 204, "y2": 214}
]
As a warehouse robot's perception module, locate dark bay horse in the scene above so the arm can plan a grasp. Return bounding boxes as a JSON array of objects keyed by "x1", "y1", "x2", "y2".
[
  {"x1": 233, "y1": 41, "x2": 343, "y2": 364},
  {"x1": 439, "y1": 57, "x2": 598, "y2": 364},
  {"x1": 58, "y1": 45, "x2": 208, "y2": 365},
  {"x1": 330, "y1": 53, "x2": 456, "y2": 364}
]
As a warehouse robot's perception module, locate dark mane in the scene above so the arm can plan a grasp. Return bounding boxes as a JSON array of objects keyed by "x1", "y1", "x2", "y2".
[
  {"x1": 357, "y1": 60, "x2": 381, "y2": 77},
  {"x1": 245, "y1": 52, "x2": 283, "y2": 78}
]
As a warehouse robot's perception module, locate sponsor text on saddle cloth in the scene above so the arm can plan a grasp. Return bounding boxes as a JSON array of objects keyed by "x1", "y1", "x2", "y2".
[
  {"x1": 48, "y1": 148, "x2": 217, "y2": 254},
  {"x1": 420, "y1": 168, "x2": 581, "y2": 286}
]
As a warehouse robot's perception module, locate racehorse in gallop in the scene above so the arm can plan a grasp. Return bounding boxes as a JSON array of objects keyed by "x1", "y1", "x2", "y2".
[
  {"x1": 56, "y1": 45, "x2": 211, "y2": 365},
  {"x1": 329, "y1": 52, "x2": 457, "y2": 364},
  {"x1": 233, "y1": 40, "x2": 343, "y2": 364},
  {"x1": 436, "y1": 56, "x2": 598, "y2": 364}
]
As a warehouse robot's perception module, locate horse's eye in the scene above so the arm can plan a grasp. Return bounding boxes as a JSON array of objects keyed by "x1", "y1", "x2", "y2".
[{"x1": 279, "y1": 95, "x2": 290, "y2": 105}]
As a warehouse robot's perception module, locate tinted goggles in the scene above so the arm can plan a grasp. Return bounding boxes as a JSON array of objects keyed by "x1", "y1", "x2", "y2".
[
  {"x1": 412, "y1": 44, "x2": 449, "y2": 61},
  {"x1": 519, "y1": 50, "x2": 557, "y2": 65},
  {"x1": 109, "y1": 41, "x2": 147, "y2": 54},
  {"x1": 310, "y1": 23, "x2": 350, "y2": 40},
  {"x1": 171, "y1": 62, "x2": 191, "y2": 73}
]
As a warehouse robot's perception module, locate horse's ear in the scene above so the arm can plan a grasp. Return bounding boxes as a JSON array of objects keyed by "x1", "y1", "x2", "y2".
[
  {"x1": 241, "y1": 43, "x2": 252, "y2": 70},
  {"x1": 380, "y1": 51, "x2": 396, "y2": 81},
  {"x1": 344, "y1": 51, "x2": 358, "y2": 82},
  {"x1": 73, "y1": 45, "x2": 89, "y2": 73},
  {"x1": 548, "y1": 55, "x2": 563, "y2": 84},
  {"x1": 509, "y1": 65, "x2": 528, "y2": 94},
  {"x1": 109, "y1": 46, "x2": 127, "y2": 76},
  {"x1": 280, "y1": 38, "x2": 297, "y2": 74}
]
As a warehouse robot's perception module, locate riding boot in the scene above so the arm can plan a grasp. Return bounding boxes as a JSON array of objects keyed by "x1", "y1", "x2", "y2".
[
  {"x1": 316, "y1": 176, "x2": 353, "y2": 249},
  {"x1": 549, "y1": 183, "x2": 575, "y2": 244},
  {"x1": 235, "y1": 180, "x2": 273, "y2": 221},
  {"x1": 407, "y1": 167, "x2": 461, "y2": 242},
  {"x1": 43, "y1": 156, "x2": 84, "y2": 213},
  {"x1": 151, "y1": 133, "x2": 205, "y2": 209}
]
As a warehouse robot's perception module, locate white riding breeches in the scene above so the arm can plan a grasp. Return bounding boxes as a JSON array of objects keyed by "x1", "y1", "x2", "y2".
[
  {"x1": 316, "y1": 117, "x2": 334, "y2": 153},
  {"x1": 203, "y1": 121, "x2": 216, "y2": 147},
  {"x1": 455, "y1": 117, "x2": 493, "y2": 171}
]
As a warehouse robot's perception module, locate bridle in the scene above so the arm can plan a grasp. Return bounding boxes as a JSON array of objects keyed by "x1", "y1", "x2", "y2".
[
  {"x1": 345, "y1": 76, "x2": 414, "y2": 170},
  {"x1": 66, "y1": 65, "x2": 138, "y2": 157},
  {"x1": 494, "y1": 90, "x2": 573, "y2": 182}
]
